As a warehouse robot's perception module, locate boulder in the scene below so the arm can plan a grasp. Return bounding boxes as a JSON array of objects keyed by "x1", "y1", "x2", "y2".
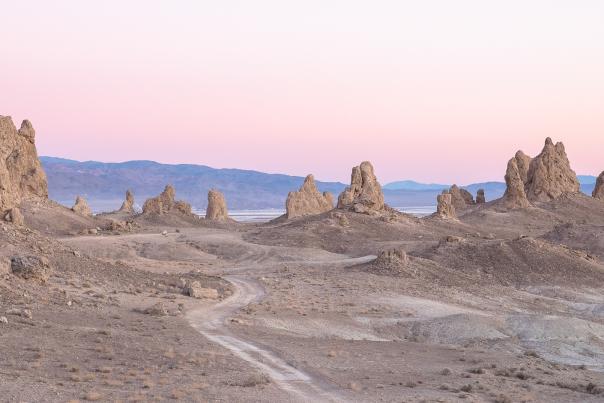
[
  {"x1": 503, "y1": 157, "x2": 530, "y2": 209},
  {"x1": 337, "y1": 161, "x2": 385, "y2": 214},
  {"x1": 436, "y1": 192, "x2": 456, "y2": 219},
  {"x1": 205, "y1": 189, "x2": 229, "y2": 220},
  {"x1": 185, "y1": 281, "x2": 219, "y2": 299},
  {"x1": 0, "y1": 116, "x2": 48, "y2": 216},
  {"x1": 4, "y1": 207, "x2": 24, "y2": 226},
  {"x1": 375, "y1": 248, "x2": 408, "y2": 268},
  {"x1": 144, "y1": 302, "x2": 168, "y2": 316},
  {"x1": 72, "y1": 196, "x2": 92, "y2": 216},
  {"x1": 10, "y1": 256, "x2": 52, "y2": 282},
  {"x1": 593, "y1": 171, "x2": 604, "y2": 200},
  {"x1": 524, "y1": 138, "x2": 580, "y2": 202},
  {"x1": 142, "y1": 185, "x2": 192, "y2": 215},
  {"x1": 476, "y1": 189, "x2": 486, "y2": 204},
  {"x1": 286, "y1": 175, "x2": 333, "y2": 219},
  {"x1": 119, "y1": 190, "x2": 135, "y2": 213}
]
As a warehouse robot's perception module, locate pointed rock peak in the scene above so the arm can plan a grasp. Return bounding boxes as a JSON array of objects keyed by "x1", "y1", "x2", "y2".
[
  {"x1": 593, "y1": 171, "x2": 604, "y2": 200},
  {"x1": 17, "y1": 119, "x2": 36, "y2": 143},
  {"x1": 286, "y1": 174, "x2": 333, "y2": 219},
  {"x1": 337, "y1": 161, "x2": 385, "y2": 214},
  {"x1": 0, "y1": 116, "x2": 48, "y2": 215},
  {"x1": 301, "y1": 174, "x2": 317, "y2": 191},
  {"x1": 545, "y1": 137, "x2": 554, "y2": 146},
  {"x1": 119, "y1": 189, "x2": 135, "y2": 213},
  {"x1": 476, "y1": 189, "x2": 486, "y2": 204},
  {"x1": 525, "y1": 137, "x2": 579, "y2": 202},
  {"x1": 503, "y1": 157, "x2": 530, "y2": 209},
  {"x1": 206, "y1": 189, "x2": 229, "y2": 220},
  {"x1": 72, "y1": 195, "x2": 92, "y2": 217}
]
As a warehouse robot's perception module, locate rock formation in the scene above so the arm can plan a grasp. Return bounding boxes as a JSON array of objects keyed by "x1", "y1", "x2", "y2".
[
  {"x1": 119, "y1": 190, "x2": 135, "y2": 213},
  {"x1": 205, "y1": 189, "x2": 229, "y2": 220},
  {"x1": 436, "y1": 192, "x2": 456, "y2": 219},
  {"x1": 0, "y1": 116, "x2": 48, "y2": 215},
  {"x1": 593, "y1": 172, "x2": 604, "y2": 200},
  {"x1": 503, "y1": 157, "x2": 530, "y2": 209},
  {"x1": 72, "y1": 196, "x2": 92, "y2": 216},
  {"x1": 524, "y1": 138, "x2": 580, "y2": 202},
  {"x1": 514, "y1": 151, "x2": 532, "y2": 184},
  {"x1": 448, "y1": 185, "x2": 474, "y2": 211},
  {"x1": 374, "y1": 247, "x2": 409, "y2": 269},
  {"x1": 337, "y1": 161, "x2": 385, "y2": 214},
  {"x1": 4, "y1": 207, "x2": 24, "y2": 226},
  {"x1": 476, "y1": 189, "x2": 486, "y2": 204},
  {"x1": 503, "y1": 138, "x2": 580, "y2": 208},
  {"x1": 142, "y1": 185, "x2": 192, "y2": 215},
  {"x1": 285, "y1": 175, "x2": 333, "y2": 219},
  {"x1": 11, "y1": 256, "x2": 52, "y2": 282}
]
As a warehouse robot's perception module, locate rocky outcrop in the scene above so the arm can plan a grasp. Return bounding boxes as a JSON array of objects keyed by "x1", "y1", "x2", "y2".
[
  {"x1": 593, "y1": 172, "x2": 604, "y2": 200},
  {"x1": 514, "y1": 151, "x2": 532, "y2": 184},
  {"x1": 72, "y1": 196, "x2": 92, "y2": 216},
  {"x1": 448, "y1": 185, "x2": 474, "y2": 211},
  {"x1": 185, "y1": 281, "x2": 219, "y2": 299},
  {"x1": 205, "y1": 189, "x2": 229, "y2": 220},
  {"x1": 0, "y1": 116, "x2": 48, "y2": 215},
  {"x1": 524, "y1": 138, "x2": 580, "y2": 202},
  {"x1": 142, "y1": 185, "x2": 192, "y2": 215},
  {"x1": 10, "y1": 256, "x2": 52, "y2": 283},
  {"x1": 285, "y1": 175, "x2": 333, "y2": 219},
  {"x1": 4, "y1": 207, "x2": 24, "y2": 226},
  {"x1": 503, "y1": 157, "x2": 530, "y2": 209},
  {"x1": 436, "y1": 192, "x2": 456, "y2": 219},
  {"x1": 374, "y1": 248, "x2": 408, "y2": 269},
  {"x1": 476, "y1": 189, "x2": 486, "y2": 204},
  {"x1": 337, "y1": 161, "x2": 385, "y2": 214},
  {"x1": 119, "y1": 190, "x2": 135, "y2": 213},
  {"x1": 503, "y1": 138, "x2": 579, "y2": 208}
]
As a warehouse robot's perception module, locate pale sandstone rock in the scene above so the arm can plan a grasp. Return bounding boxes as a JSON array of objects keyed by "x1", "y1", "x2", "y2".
[
  {"x1": 142, "y1": 185, "x2": 192, "y2": 215},
  {"x1": 476, "y1": 189, "x2": 486, "y2": 204},
  {"x1": 375, "y1": 248, "x2": 408, "y2": 268},
  {"x1": 205, "y1": 189, "x2": 229, "y2": 220},
  {"x1": 72, "y1": 196, "x2": 92, "y2": 216},
  {"x1": 119, "y1": 190, "x2": 135, "y2": 213},
  {"x1": 4, "y1": 207, "x2": 24, "y2": 226},
  {"x1": 185, "y1": 281, "x2": 219, "y2": 299},
  {"x1": 0, "y1": 117, "x2": 48, "y2": 216},
  {"x1": 337, "y1": 161, "x2": 385, "y2": 214},
  {"x1": 592, "y1": 171, "x2": 604, "y2": 200},
  {"x1": 503, "y1": 157, "x2": 530, "y2": 209},
  {"x1": 525, "y1": 138, "x2": 580, "y2": 202},
  {"x1": 436, "y1": 192, "x2": 456, "y2": 219},
  {"x1": 286, "y1": 175, "x2": 333, "y2": 219},
  {"x1": 448, "y1": 185, "x2": 474, "y2": 211}
]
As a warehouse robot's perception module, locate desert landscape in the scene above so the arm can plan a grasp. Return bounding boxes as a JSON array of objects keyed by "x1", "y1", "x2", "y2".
[{"x1": 1, "y1": 114, "x2": 604, "y2": 403}]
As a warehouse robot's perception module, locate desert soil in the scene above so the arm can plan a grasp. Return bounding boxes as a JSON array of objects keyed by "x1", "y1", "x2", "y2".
[{"x1": 2, "y1": 195, "x2": 604, "y2": 402}]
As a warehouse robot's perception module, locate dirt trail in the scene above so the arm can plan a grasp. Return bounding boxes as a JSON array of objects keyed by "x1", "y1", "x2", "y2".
[{"x1": 187, "y1": 256, "x2": 375, "y2": 403}]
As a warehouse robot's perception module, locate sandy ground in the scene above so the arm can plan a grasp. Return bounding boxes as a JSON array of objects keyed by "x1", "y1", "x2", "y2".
[{"x1": 2, "y1": 195, "x2": 604, "y2": 402}]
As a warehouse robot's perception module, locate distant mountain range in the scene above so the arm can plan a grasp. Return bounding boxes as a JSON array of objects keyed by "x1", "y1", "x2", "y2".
[{"x1": 40, "y1": 157, "x2": 598, "y2": 212}]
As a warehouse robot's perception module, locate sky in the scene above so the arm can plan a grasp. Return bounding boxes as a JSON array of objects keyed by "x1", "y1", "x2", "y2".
[{"x1": 1, "y1": 0, "x2": 603, "y2": 184}]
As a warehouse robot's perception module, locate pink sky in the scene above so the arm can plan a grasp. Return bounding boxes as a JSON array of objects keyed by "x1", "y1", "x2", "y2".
[{"x1": 1, "y1": 1, "x2": 603, "y2": 184}]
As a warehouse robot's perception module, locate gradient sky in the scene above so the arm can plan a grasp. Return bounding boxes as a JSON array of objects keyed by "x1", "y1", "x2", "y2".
[{"x1": 1, "y1": 1, "x2": 603, "y2": 184}]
